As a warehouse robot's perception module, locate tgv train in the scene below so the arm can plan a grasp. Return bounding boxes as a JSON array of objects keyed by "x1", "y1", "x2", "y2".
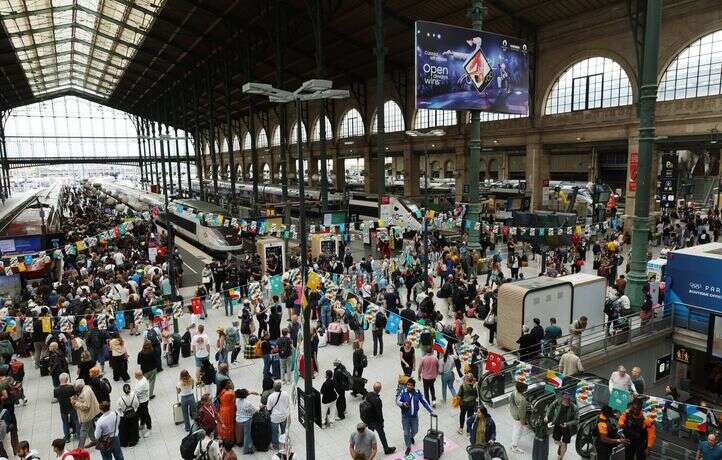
[{"x1": 94, "y1": 181, "x2": 250, "y2": 256}]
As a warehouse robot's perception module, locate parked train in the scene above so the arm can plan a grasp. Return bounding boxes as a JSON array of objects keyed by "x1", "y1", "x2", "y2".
[{"x1": 94, "y1": 181, "x2": 250, "y2": 256}]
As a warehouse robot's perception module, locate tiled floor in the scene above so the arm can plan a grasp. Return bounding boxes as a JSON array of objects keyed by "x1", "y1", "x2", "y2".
[{"x1": 16, "y1": 253, "x2": 592, "y2": 460}]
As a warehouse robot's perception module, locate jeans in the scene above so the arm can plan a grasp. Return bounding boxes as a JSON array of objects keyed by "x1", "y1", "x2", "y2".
[
  {"x1": 78, "y1": 419, "x2": 97, "y2": 448},
  {"x1": 322, "y1": 401, "x2": 336, "y2": 424},
  {"x1": 271, "y1": 419, "x2": 287, "y2": 448},
  {"x1": 100, "y1": 435, "x2": 125, "y2": 460},
  {"x1": 368, "y1": 421, "x2": 390, "y2": 451},
  {"x1": 33, "y1": 341, "x2": 44, "y2": 367},
  {"x1": 511, "y1": 419, "x2": 525, "y2": 447},
  {"x1": 440, "y1": 371, "x2": 456, "y2": 402},
  {"x1": 372, "y1": 331, "x2": 383, "y2": 356},
  {"x1": 60, "y1": 408, "x2": 80, "y2": 439},
  {"x1": 90, "y1": 347, "x2": 106, "y2": 369},
  {"x1": 320, "y1": 307, "x2": 331, "y2": 330},
  {"x1": 241, "y1": 419, "x2": 253, "y2": 453},
  {"x1": 216, "y1": 349, "x2": 227, "y2": 364},
  {"x1": 459, "y1": 405, "x2": 475, "y2": 429},
  {"x1": 280, "y1": 357, "x2": 291, "y2": 383},
  {"x1": 262, "y1": 355, "x2": 271, "y2": 378},
  {"x1": 230, "y1": 347, "x2": 241, "y2": 364},
  {"x1": 401, "y1": 416, "x2": 419, "y2": 448},
  {"x1": 180, "y1": 394, "x2": 197, "y2": 432},
  {"x1": 224, "y1": 296, "x2": 234, "y2": 316},
  {"x1": 422, "y1": 378, "x2": 436, "y2": 403},
  {"x1": 143, "y1": 369, "x2": 157, "y2": 398}
]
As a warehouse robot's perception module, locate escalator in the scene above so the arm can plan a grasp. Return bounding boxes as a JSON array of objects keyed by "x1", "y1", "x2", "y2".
[{"x1": 477, "y1": 356, "x2": 559, "y2": 404}]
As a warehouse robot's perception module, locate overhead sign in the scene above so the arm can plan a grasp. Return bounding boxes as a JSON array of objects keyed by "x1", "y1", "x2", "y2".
[{"x1": 414, "y1": 21, "x2": 529, "y2": 114}]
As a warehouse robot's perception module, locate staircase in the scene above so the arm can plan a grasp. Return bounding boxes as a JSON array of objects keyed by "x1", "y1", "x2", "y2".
[{"x1": 692, "y1": 176, "x2": 719, "y2": 209}]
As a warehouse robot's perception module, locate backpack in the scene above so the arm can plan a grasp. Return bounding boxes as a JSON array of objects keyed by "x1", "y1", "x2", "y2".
[
  {"x1": 198, "y1": 440, "x2": 211, "y2": 460},
  {"x1": 347, "y1": 313, "x2": 359, "y2": 331},
  {"x1": 179, "y1": 429, "x2": 204, "y2": 460},
  {"x1": 623, "y1": 412, "x2": 647, "y2": 442},
  {"x1": 146, "y1": 328, "x2": 160, "y2": 348},
  {"x1": 0, "y1": 341, "x2": 13, "y2": 358},
  {"x1": 120, "y1": 395, "x2": 136, "y2": 419},
  {"x1": 374, "y1": 312, "x2": 387, "y2": 330},
  {"x1": 277, "y1": 337, "x2": 292, "y2": 359},
  {"x1": 359, "y1": 398, "x2": 374, "y2": 424},
  {"x1": 334, "y1": 367, "x2": 351, "y2": 392},
  {"x1": 9, "y1": 359, "x2": 24, "y2": 382},
  {"x1": 224, "y1": 327, "x2": 239, "y2": 350},
  {"x1": 61, "y1": 449, "x2": 91, "y2": 460},
  {"x1": 101, "y1": 377, "x2": 112, "y2": 395}
]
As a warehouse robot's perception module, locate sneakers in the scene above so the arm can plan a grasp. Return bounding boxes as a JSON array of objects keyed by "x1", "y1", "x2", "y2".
[
  {"x1": 457, "y1": 428, "x2": 464, "y2": 435},
  {"x1": 431, "y1": 400, "x2": 437, "y2": 408},
  {"x1": 384, "y1": 447, "x2": 397, "y2": 455},
  {"x1": 405, "y1": 447, "x2": 411, "y2": 456},
  {"x1": 510, "y1": 446, "x2": 525, "y2": 454},
  {"x1": 142, "y1": 430, "x2": 151, "y2": 438}
]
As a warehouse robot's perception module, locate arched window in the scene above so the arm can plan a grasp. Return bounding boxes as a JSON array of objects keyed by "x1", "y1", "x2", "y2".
[
  {"x1": 289, "y1": 120, "x2": 307, "y2": 144},
  {"x1": 479, "y1": 112, "x2": 524, "y2": 122},
  {"x1": 242, "y1": 132, "x2": 252, "y2": 150},
  {"x1": 311, "y1": 116, "x2": 333, "y2": 141},
  {"x1": 659, "y1": 30, "x2": 722, "y2": 101},
  {"x1": 371, "y1": 100, "x2": 405, "y2": 133},
  {"x1": 339, "y1": 108, "x2": 365, "y2": 138},
  {"x1": 545, "y1": 57, "x2": 633, "y2": 114},
  {"x1": 218, "y1": 136, "x2": 228, "y2": 152},
  {"x1": 257, "y1": 128, "x2": 269, "y2": 148},
  {"x1": 414, "y1": 109, "x2": 456, "y2": 129},
  {"x1": 232, "y1": 135, "x2": 240, "y2": 151},
  {"x1": 271, "y1": 126, "x2": 281, "y2": 147}
]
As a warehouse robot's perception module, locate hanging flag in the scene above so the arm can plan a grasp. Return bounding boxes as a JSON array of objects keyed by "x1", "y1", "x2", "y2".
[
  {"x1": 22, "y1": 318, "x2": 33, "y2": 334},
  {"x1": 685, "y1": 405, "x2": 708, "y2": 432},
  {"x1": 384, "y1": 312, "x2": 401, "y2": 334},
  {"x1": 4, "y1": 318, "x2": 16, "y2": 334},
  {"x1": 191, "y1": 297, "x2": 203, "y2": 315},
  {"x1": 97, "y1": 314, "x2": 108, "y2": 330},
  {"x1": 485, "y1": 352, "x2": 504, "y2": 375},
  {"x1": 134, "y1": 309, "x2": 144, "y2": 326},
  {"x1": 59, "y1": 316, "x2": 73, "y2": 333},
  {"x1": 115, "y1": 311, "x2": 126, "y2": 329},
  {"x1": 41, "y1": 317, "x2": 51, "y2": 333},
  {"x1": 609, "y1": 388, "x2": 630, "y2": 412},
  {"x1": 23, "y1": 255, "x2": 32, "y2": 265},
  {"x1": 515, "y1": 362, "x2": 533, "y2": 383},
  {"x1": 228, "y1": 287, "x2": 241, "y2": 300},
  {"x1": 16, "y1": 263, "x2": 25, "y2": 273},
  {"x1": 307, "y1": 271, "x2": 321, "y2": 290},
  {"x1": 172, "y1": 302, "x2": 183, "y2": 319},
  {"x1": 642, "y1": 396, "x2": 664, "y2": 423},
  {"x1": 432, "y1": 333, "x2": 448, "y2": 354},
  {"x1": 270, "y1": 275, "x2": 283, "y2": 295},
  {"x1": 78, "y1": 318, "x2": 87, "y2": 332},
  {"x1": 3, "y1": 267, "x2": 11, "y2": 276},
  {"x1": 545, "y1": 370, "x2": 565, "y2": 392}
]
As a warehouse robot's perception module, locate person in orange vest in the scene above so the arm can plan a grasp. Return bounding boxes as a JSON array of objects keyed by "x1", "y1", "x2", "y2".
[{"x1": 619, "y1": 397, "x2": 656, "y2": 460}]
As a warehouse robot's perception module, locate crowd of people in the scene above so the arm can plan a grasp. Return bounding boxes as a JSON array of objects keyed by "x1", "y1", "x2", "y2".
[{"x1": 1, "y1": 179, "x2": 721, "y2": 460}]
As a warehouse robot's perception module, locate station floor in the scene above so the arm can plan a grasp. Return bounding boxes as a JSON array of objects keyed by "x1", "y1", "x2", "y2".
[{"x1": 17, "y1": 240, "x2": 596, "y2": 460}]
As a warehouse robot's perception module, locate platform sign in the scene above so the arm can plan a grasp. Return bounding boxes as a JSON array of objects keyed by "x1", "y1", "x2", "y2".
[
  {"x1": 297, "y1": 387, "x2": 322, "y2": 428},
  {"x1": 415, "y1": 21, "x2": 529, "y2": 114}
]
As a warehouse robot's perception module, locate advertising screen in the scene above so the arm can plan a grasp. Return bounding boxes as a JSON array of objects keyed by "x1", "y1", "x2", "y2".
[
  {"x1": 415, "y1": 21, "x2": 529, "y2": 114},
  {"x1": 709, "y1": 315, "x2": 722, "y2": 361}
]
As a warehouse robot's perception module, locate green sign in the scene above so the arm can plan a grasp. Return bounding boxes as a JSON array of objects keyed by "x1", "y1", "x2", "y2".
[{"x1": 323, "y1": 211, "x2": 347, "y2": 226}]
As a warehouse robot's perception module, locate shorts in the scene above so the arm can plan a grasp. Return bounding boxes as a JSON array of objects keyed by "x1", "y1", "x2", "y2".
[{"x1": 552, "y1": 424, "x2": 572, "y2": 444}]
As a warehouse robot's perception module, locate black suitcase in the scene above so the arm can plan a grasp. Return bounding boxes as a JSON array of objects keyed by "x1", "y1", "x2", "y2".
[
  {"x1": 328, "y1": 331, "x2": 342, "y2": 346},
  {"x1": 423, "y1": 414, "x2": 444, "y2": 460},
  {"x1": 39, "y1": 355, "x2": 49, "y2": 377},
  {"x1": 351, "y1": 376, "x2": 367, "y2": 396},
  {"x1": 180, "y1": 331, "x2": 191, "y2": 358}
]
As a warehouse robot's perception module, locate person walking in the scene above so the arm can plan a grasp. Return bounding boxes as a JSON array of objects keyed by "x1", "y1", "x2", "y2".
[
  {"x1": 320, "y1": 370, "x2": 339, "y2": 427},
  {"x1": 225, "y1": 321, "x2": 241, "y2": 365},
  {"x1": 234, "y1": 388, "x2": 258, "y2": 454},
  {"x1": 133, "y1": 370, "x2": 152, "y2": 438},
  {"x1": 176, "y1": 370, "x2": 197, "y2": 433},
  {"x1": 417, "y1": 349, "x2": 439, "y2": 408},
  {"x1": 457, "y1": 373, "x2": 478, "y2": 434},
  {"x1": 696, "y1": 434, "x2": 722, "y2": 460},
  {"x1": 117, "y1": 384, "x2": 140, "y2": 447},
  {"x1": 364, "y1": 382, "x2": 396, "y2": 455},
  {"x1": 108, "y1": 332, "x2": 130, "y2": 382},
  {"x1": 94, "y1": 401, "x2": 124, "y2": 460},
  {"x1": 438, "y1": 347, "x2": 457, "y2": 404},
  {"x1": 619, "y1": 398, "x2": 656, "y2": 460},
  {"x1": 545, "y1": 392, "x2": 579, "y2": 460},
  {"x1": 266, "y1": 381, "x2": 290, "y2": 451},
  {"x1": 396, "y1": 378, "x2": 434, "y2": 456},
  {"x1": 72, "y1": 379, "x2": 100, "y2": 449},
  {"x1": 509, "y1": 381, "x2": 529, "y2": 454},
  {"x1": 349, "y1": 422, "x2": 378, "y2": 460},
  {"x1": 217, "y1": 380, "x2": 236, "y2": 443},
  {"x1": 351, "y1": 341, "x2": 367, "y2": 397},
  {"x1": 54, "y1": 373, "x2": 79, "y2": 443},
  {"x1": 371, "y1": 309, "x2": 387, "y2": 357},
  {"x1": 277, "y1": 329, "x2": 293, "y2": 385},
  {"x1": 466, "y1": 404, "x2": 497, "y2": 445},
  {"x1": 594, "y1": 405, "x2": 627, "y2": 460},
  {"x1": 400, "y1": 340, "x2": 416, "y2": 377}
]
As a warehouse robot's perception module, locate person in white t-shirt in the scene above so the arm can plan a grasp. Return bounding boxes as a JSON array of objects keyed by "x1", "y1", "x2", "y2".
[
  {"x1": 266, "y1": 381, "x2": 291, "y2": 450},
  {"x1": 192, "y1": 324, "x2": 210, "y2": 368}
]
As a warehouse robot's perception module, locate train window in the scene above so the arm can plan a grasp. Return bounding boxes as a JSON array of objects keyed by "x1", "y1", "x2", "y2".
[{"x1": 166, "y1": 213, "x2": 197, "y2": 234}]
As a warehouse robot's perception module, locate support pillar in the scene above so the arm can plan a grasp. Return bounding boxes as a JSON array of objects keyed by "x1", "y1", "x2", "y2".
[
  {"x1": 466, "y1": 0, "x2": 486, "y2": 249},
  {"x1": 374, "y1": 0, "x2": 386, "y2": 200},
  {"x1": 627, "y1": 0, "x2": 662, "y2": 310},
  {"x1": 334, "y1": 157, "x2": 346, "y2": 191},
  {"x1": 224, "y1": 59, "x2": 237, "y2": 207},
  {"x1": 404, "y1": 148, "x2": 421, "y2": 199},
  {"x1": 525, "y1": 137, "x2": 549, "y2": 211},
  {"x1": 150, "y1": 120, "x2": 161, "y2": 188},
  {"x1": 192, "y1": 82, "x2": 205, "y2": 200},
  {"x1": 625, "y1": 130, "x2": 640, "y2": 219},
  {"x1": 499, "y1": 153, "x2": 509, "y2": 180},
  {"x1": 135, "y1": 116, "x2": 146, "y2": 185},
  {"x1": 363, "y1": 148, "x2": 379, "y2": 194},
  {"x1": 207, "y1": 68, "x2": 219, "y2": 203}
]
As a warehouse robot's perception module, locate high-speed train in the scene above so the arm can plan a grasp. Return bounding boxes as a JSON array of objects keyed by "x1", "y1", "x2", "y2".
[{"x1": 93, "y1": 181, "x2": 251, "y2": 256}]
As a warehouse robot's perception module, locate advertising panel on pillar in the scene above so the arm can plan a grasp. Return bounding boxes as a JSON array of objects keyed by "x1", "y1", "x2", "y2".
[{"x1": 414, "y1": 20, "x2": 529, "y2": 114}]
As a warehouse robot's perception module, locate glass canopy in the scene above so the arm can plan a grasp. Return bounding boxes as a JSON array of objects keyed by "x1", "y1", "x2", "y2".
[{"x1": 0, "y1": 0, "x2": 166, "y2": 98}]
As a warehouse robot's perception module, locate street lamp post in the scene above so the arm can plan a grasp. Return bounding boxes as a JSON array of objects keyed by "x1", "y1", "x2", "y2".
[
  {"x1": 406, "y1": 129, "x2": 445, "y2": 291},
  {"x1": 244, "y1": 80, "x2": 349, "y2": 460}
]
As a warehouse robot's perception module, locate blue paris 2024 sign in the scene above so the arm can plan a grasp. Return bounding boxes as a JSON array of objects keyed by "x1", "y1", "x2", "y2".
[{"x1": 415, "y1": 21, "x2": 530, "y2": 114}]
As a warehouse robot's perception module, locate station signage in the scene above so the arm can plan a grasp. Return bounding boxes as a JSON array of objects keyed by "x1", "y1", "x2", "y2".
[{"x1": 659, "y1": 153, "x2": 678, "y2": 208}]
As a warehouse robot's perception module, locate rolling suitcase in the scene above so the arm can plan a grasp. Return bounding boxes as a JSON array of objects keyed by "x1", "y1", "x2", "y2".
[
  {"x1": 328, "y1": 331, "x2": 342, "y2": 346},
  {"x1": 351, "y1": 376, "x2": 367, "y2": 396},
  {"x1": 423, "y1": 414, "x2": 444, "y2": 460},
  {"x1": 173, "y1": 396, "x2": 184, "y2": 425}
]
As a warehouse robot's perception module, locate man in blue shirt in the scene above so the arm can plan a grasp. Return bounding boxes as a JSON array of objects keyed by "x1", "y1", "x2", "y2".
[
  {"x1": 698, "y1": 434, "x2": 722, "y2": 460},
  {"x1": 396, "y1": 378, "x2": 434, "y2": 456}
]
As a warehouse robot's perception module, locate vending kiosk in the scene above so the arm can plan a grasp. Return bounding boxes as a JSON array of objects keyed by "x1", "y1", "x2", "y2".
[
  {"x1": 256, "y1": 237, "x2": 285, "y2": 275},
  {"x1": 311, "y1": 233, "x2": 342, "y2": 259}
]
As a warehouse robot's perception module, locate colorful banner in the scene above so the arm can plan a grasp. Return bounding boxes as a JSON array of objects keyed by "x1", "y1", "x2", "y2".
[
  {"x1": 485, "y1": 352, "x2": 504, "y2": 375},
  {"x1": 545, "y1": 369, "x2": 564, "y2": 393},
  {"x1": 269, "y1": 275, "x2": 284, "y2": 295},
  {"x1": 432, "y1": 333, "x2": 448, "y2": 354},
  {"x1": 191, "y1": 297, "x2": 203, "y2": 315},
  {"x1": 514, "y1": 362, "x2": 532, "y2": 383},
  {"x1": 575, "y1": 380, "x2": 594, "y2": 407},
  {"x1": 385, "y1": 312, "x2": 401, "y2": 334},
  {"x1": 609, "y1": 388, "x2": 631, "y2": 412},
  {"x1": 685, "y1": 405, "x2": 708, "y2": 432}
]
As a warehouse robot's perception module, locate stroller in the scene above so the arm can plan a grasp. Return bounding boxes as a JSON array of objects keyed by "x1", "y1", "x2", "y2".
[
  {"x1": 467, "y1": 443, "x2": 509, "y2": 460},
  {"x1": 165, "y1": 333, "x2": 181, "y2": 367}
]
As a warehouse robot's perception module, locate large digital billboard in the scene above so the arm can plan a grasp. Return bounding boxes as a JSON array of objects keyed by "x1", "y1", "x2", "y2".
[{"x1": 415, "y1": 21, "x2": 529, "y2": 114}]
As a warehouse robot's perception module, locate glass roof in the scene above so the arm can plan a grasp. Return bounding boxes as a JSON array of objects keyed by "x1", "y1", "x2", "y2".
[{"x1": 0, "y1": 0, "x2": 167, "y2": 98}]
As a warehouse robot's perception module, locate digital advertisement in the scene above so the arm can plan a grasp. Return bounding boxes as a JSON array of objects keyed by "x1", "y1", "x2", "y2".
[{"x1": 415, "y1": 20, "x2": 529, "y2": 114}]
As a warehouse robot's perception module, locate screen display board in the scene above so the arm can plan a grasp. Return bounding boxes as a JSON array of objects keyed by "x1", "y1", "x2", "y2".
[
  {"x1": 709, "y1": 314, "x2": 722, "y2": 361},
  {"x1": 415, "y1": 20, "x2": 529, "y2": 114}
]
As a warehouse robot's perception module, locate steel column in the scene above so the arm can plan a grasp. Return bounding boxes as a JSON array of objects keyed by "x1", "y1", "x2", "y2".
[
  {"x1": 134, "y1": 116, "x2": 146, "y2": 185},
  {"x1": 207, "y1": 67, "x2": 220, "y2": 203},
  {"x1": 627, "y1": 0, "x2": 663, "y2": 309},
  {"x1": 224, "y1": 59, "x2": 237, "y2": 208},
  {"x1": 374, "y1": 0, "x2": 386, "y2": 200},
  {"x1": 150, "y1": 120, "x2": 161, "y2": 188},
  {"x1": 181, "y1": 88, "x2": 193, "y2": 195},
  {"x1": 139, "y1": 119, "x2": 150, "y2": 187},
  {"x1": 159, "y1": 104, "x2": 177, "y2": 322},
  {"x1": 174, "y1": 127, "x2": 183, "y2": 196},
  {"x1": 296, "y1": 97, "x2": 315, "y2": 460},
  {"x1": 247, "y1": 47, "x2": 260, "y2": 216},
  {"x1": 165, "y1": 122, "x2": 174, "y2": 196},
  {"x1": 275, "y1": 0, "x2": 290, "y2": 268},
  {"x1": 466, "y1": 0, "x2": 486, "y2": 250},
  {"x1": 193, "y1": 81, "x2": 206, "y2": 201},
  {"x1": 313, "y1": 0, "x2": 328, "y2": 210}
]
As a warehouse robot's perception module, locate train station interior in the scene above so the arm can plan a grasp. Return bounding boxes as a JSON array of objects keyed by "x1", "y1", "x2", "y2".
[{"x1": 0, "y1": 0, "x2": 720, "y2": 459}]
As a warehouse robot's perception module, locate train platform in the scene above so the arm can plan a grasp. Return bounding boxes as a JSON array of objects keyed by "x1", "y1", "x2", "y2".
[{"x1": 0, "y1": 191, "x2": 40, "y2": 227}]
